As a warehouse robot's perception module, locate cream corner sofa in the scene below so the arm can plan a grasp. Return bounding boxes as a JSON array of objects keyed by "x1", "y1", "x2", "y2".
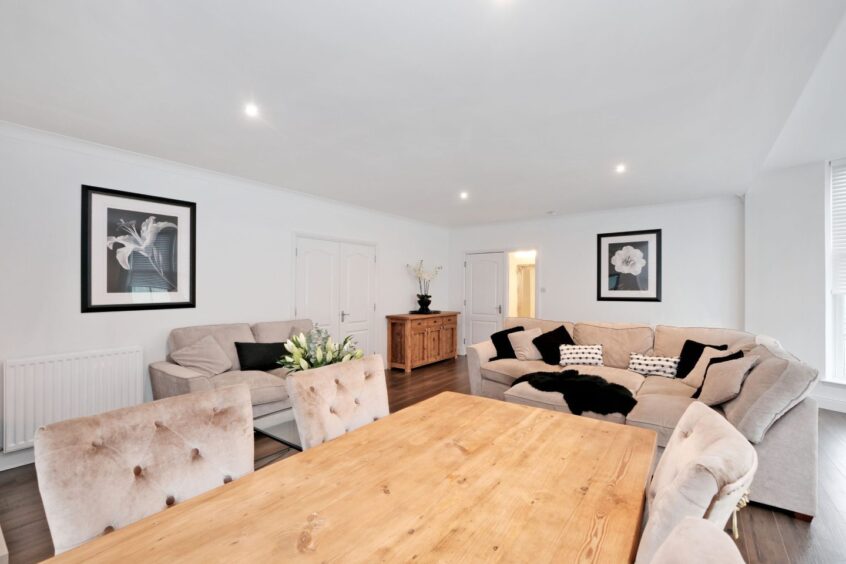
[
  {"x1": 467, "y1": 317, "x2": 819, "y2": 518},
  {"x1": 149, "y1": 319, "x2": 314, "y2": 420}
]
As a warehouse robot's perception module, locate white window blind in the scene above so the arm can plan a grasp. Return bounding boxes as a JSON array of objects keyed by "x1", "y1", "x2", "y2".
[{"x1": 832, "y1": 160, "x2": 846, "y2": 294}]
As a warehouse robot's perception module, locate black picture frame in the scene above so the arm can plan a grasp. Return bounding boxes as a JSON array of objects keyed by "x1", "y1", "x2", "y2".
[
  {"x1": 596, "y1": 229, "x2": 662, "y2": 302},
  {"x1": 81, "y1": 185, "x2": 196, "y2": 312}
]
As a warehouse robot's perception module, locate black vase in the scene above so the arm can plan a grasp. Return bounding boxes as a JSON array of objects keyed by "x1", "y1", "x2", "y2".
[{"x1": 416, "y1": 294, "x2": 432, "y2": 314}]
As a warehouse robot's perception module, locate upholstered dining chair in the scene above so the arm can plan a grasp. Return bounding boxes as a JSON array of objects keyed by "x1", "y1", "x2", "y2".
[
  {"x1": 34, "y1": 384, "x2": 254, "y2": 555},
  {"x1": 650, "y1": 517, "x2": 745, "y2": 564},
  {"x1": 635, "y1": 401, "x2": 757, "y2": 564},
  {"x1": 286, "y1": 354, "x2": 390, "y2": 450}
]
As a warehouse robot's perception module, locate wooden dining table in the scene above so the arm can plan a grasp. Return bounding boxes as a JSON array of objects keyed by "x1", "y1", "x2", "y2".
[{"x1": 50, "y1": 392, "x2": 657, "y2": 563}]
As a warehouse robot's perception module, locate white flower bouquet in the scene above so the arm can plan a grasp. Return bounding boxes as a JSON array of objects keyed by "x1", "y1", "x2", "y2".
[
  {"x1": 278, "y1": 325, "x2": 364, "y2": 372},
  {"x1": 407, "y1": 260, "x2": 443, "y2": 296}
]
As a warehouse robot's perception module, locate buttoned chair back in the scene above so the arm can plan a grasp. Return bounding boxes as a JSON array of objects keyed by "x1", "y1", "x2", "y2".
[
  {"x1": 635, "y1": 401, "x2": 757, "y2": 564},
  {"x1": 35, "y1": 384, "x2": 254, "y2": 554},
  {"x1": 286, "y1": 355, "x2": 390, "y2": 450},
  {"x1": 650, "y1": 517, "x2": 744, "y2": 564}
]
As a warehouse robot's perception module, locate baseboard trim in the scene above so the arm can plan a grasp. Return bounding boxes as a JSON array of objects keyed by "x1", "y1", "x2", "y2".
[
  {"x1": 0, "y1": 447, "x2": 35, "y2": 472},
  {"x1": 814, "y1": 394, "x2": 846, "y2": 413}
]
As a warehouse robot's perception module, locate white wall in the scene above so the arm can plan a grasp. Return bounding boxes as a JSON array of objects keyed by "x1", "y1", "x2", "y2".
[
  {"x1": 0, "y1": 123, "x2": 450, "y2": 464},
  {"x1": 745, "y1": 162, "x2": 846, "y2": 411},
  {"x1": 449, "y1": 197, "x2": 746, "y2": 350}
]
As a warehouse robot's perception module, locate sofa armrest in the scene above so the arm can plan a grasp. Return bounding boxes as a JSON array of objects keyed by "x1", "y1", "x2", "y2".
[
  {"x1": 467, "y1": 340, "x2": 497, "y2": 396},
  {"x1": 149, "y1": 361, "x2": 213, "y2": 399}
]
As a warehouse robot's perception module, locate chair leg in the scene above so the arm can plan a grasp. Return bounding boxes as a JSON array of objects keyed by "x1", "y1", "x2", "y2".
[{"x1": 732, "y1": 490, "x2": 751, "y2": 539}]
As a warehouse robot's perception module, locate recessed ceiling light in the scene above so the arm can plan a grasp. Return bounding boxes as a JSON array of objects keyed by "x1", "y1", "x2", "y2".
[
  {"x1": 459, "y1": 191, "x2": 469, "y2": 200},
  {"x1": 615, "y1": 163, "x2": 627, "y2": 174},
  {"x1": 546, "y1": 210, "x2": 557, "y2": 215},
  {"x1": 244, "y1": 103, "x2": 259, "y2": 118}
]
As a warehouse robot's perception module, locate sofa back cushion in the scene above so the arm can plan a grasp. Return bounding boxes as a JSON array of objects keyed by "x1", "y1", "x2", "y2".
[
  {"x1": 722, "y1": 344, "x2": 818, "y2": 444},
  {"x1": 654, "y1": 326, "x2": 755, "y2": 358},
  {"x1": 573, "y1": 322, "x2": 654, "y2": 369},
  {"x1": 168, "y1": 323, "x2": 255, "y2": 370},
  {"x1": 504, "y1": 317, "x2": 574, "y2": 335},
  {"x1": 251, "y1": 319, "x2": 314, "y2": 343}
]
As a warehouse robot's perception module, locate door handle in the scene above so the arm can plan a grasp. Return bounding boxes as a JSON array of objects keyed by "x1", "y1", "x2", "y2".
[
  {"x1": 497, "y1": 305, "x2": 502, "y2": 314},
  {"x1": 341, "y1": 310, "x2": 349, "y2": 322}
]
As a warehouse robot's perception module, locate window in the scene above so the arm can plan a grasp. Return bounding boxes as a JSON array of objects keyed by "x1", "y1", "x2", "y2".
[{"x1": 830, "y1": 159, "x2": 846, "y2": 382}]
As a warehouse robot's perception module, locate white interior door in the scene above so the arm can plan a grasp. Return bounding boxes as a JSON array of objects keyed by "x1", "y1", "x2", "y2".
[
  {"x1": 295, "y1": 238, "x2": 340, "y2": 341},
  {"x1": 465, "y1": 252, "x2": 505, "y2": 346},
  {"x1": 295, "y1": 237, "x2": 376, "y2": 352},
  {"x1": 340, "y1": 242, "x2": 376, "y2": 354}
]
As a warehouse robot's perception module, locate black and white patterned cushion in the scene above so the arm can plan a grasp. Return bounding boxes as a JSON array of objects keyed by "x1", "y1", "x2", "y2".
[
  {"x1": 628, "y1": 353, "x2": 680, "y2": 377},
  {"x1": 559, "y1": 344, "x2": 603, "y2": 366}
]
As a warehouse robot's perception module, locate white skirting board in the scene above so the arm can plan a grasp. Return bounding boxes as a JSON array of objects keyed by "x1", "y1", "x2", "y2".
[{"x1": 3, "y1": 346, "x2": 144, "y2": 453}]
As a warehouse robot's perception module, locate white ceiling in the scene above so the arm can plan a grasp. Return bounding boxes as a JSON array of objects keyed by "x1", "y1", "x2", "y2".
[{"x1": 1, "y1": 1, "x2": 844, "y2": 225}]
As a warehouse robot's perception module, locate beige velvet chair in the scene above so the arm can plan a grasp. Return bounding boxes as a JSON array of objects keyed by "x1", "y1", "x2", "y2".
[
  {"x1": 635, "y1": 401, "x2": 757, "y2": 564},
  {"x1": 286, "y1": 354, "x2": 389, "y2": 450},
  {"x1": 34, "y1": 384, "x2": 254, "y2": 555},
  {"x1": 650, "y1": 517, "x2": 744, "y2": 564}
]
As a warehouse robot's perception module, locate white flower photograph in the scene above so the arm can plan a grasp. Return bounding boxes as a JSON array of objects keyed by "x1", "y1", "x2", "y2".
[
  {"x1": 82, "y1": 185, "x2": 196, "y2": 312},
  {"x1": 597, "y1": 229, "x2": 661, "y2": 301}
]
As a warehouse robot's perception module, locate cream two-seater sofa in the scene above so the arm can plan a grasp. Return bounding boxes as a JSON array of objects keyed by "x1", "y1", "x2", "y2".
[
  {"x1": 149, "y1": 319, "x2": 313, "y2": 420},
  {"x1": 467, "y1": 317, "x2": 819, "y2": 519}
]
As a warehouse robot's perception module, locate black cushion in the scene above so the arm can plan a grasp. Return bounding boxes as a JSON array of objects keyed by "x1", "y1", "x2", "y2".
[
  {"x1": 692, "y1": 350, "x2": 744, "y2": 398},
  {"x1": 235, "y1": 342, "x2": 285, "y2": 371},
  {"x1": 676, "y1": 340, "x2": 728, "y2": 379},
  {"x1": 532, "y1": 326, "x2": 576, "y2": 365},
  {"x1": 489, "y1": 326, "x2": 524, "y2": 361}
]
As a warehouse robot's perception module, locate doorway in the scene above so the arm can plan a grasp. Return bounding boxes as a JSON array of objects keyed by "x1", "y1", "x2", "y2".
[
  {"x1": 294, "y1": 236, "x2": 377, "y2": 354},
  {"x1": 507, "y1": 250, "x2": 537, "y2": 318},
  {"x1": 464, "y1": 252, "x2": 506, "y2": 346}
]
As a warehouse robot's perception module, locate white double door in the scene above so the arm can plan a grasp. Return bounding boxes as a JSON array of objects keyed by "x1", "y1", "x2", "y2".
[
  {"x1": 465, "y1": 252, "x2": 506, "y2": 346},
  {"x1": 295, "y1": 237, "x2": 376, "y2": 354}
]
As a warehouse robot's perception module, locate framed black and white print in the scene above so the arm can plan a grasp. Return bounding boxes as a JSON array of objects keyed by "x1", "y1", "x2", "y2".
[
  {"x1": 82, "y1": 185, "x2": 196, "y2": 312},
  {"x1": 597, "y1": 229, "x2": 661, "y2": 302}
]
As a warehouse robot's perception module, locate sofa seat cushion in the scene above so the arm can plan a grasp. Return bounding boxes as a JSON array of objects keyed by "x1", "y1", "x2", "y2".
[
  {"x1": 480, "y1": 359, "x2": 564, "y2": 386},
  {"x1": 573, "y1": 323, "x2": 654, "y2": 368},
  {"x1": 504, "y1": 382, "x2": 625, "y2": 424},
  {"x1": 210, "y1": 370, "x2": 289, "y2": 407},
  {"x1": 638, "y1": 376, "x2": 697, "y2": 398},
  {"x1": 625, "y1": 395, "x2": 697, "y2": 447},
  {"x1": 563, "y1": 365, "x2": 645, "y2": 395}
]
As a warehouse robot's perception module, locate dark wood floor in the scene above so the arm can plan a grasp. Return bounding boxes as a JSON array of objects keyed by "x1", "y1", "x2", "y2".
[{"x1": 0, "y1": 358, "x2": 842, "y2": 563}]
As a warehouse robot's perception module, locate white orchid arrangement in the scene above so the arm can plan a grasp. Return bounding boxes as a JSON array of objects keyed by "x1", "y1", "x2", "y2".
[
  {"x1": 106, "y1": 216, "x2": 177, "y2": 289},
  {"x1": 278, "y1": 325, "x2": 364, "y2": 372},
  {"x1": 406, "y1": 260, "x2": 443, "y2": 296}
]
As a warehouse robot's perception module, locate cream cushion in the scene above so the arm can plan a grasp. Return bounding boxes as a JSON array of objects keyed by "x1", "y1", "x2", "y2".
[
  {"x1": 34, "y1": 385, "x2": 254, "y2": 554},
  {"x1": 251, "y1": 319, "x2": 314, "y2": 343},
  {"x1": 573, "y1": 322, "x2": 654, "y2": 368},
  {"x1": 650, "y1": 517, "x2": 744, "y2": 564},
  {"x1": 480, "y1": 359, "x2": 564, "y2": 386},
  {"x1": 210, "y1": 370, "x2": 289, "y2": 406},
  {"x1": 625, "y1": 395, "x2": 696, "y2": 447},
  {"x1": 504, "y1": 317, "x2": 574, "y2": 335},
  {"x1": 286, "y1": 355, "x2": 389, "y2": 450},
  {"x1": 168, "y1": 323, "x2": 255, "y2": 370},
  {"x1": 698, "y1": 355, "x2": 759, "y2": 406},
  {"x1": 723, "y1": 345, "x2": 818, "y2": 443},
  {"x1": 653, "y1": 325, "x2": 755, "y2": 358},
  {"x1": 635, "y1": 402, "x2": 757, "y2": 564},
  {"x1": 170, "y1": 335, "x2": 232, "y2": 376},
  {"x1": 507, "y1": 328, "x2": 543, "y2": 361},
  {"x1": 637, "y1": 376, "x2": 696, "y2": 398},
  {"x1": 679, "y1": 347, "x2": 739, "y2": 390}
]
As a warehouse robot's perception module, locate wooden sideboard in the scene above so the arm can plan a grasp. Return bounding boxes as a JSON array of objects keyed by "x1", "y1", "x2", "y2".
[{"x1": 386, "y1": 312, "x2": 460, "y2": 373}]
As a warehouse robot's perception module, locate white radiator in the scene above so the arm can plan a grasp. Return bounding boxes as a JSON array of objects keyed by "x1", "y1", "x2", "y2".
[{"x1": 3, "y1": 346, "x2": 144, "y2": 453}]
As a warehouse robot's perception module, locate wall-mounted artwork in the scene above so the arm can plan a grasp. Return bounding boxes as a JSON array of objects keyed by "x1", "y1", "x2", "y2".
[
  {"x1": 82, "y1": 185, "x2": 196, "y2": 312},
  {"x1": 597, "y1": 229, "x2": 661, "y2": 302}
]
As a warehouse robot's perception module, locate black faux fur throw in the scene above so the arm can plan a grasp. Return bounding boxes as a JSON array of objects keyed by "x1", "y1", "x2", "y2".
[{"x1": 511, "y1": 370, "x2": 638, "y2": 416}]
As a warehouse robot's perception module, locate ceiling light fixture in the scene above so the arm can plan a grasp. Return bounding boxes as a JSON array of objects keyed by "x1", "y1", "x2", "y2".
[
  {"x1": 460, "y1": 191, "x2": 469, "y2": 200},
  {"x1": 615, "y1": 163, "x2": 627, "y2": 174},
  {"x1": 244, "y1": 103, "x2": 259, "y2": 118}
]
